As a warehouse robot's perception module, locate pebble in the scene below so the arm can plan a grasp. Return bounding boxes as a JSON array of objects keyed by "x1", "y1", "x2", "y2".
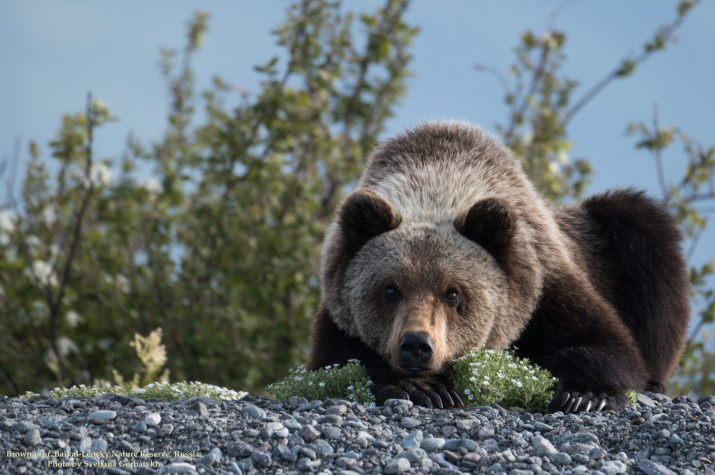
[
  {"x1": 0, "y1": 392, "x2": 712, "y2": 474},
  {"x1": 533, "y1": 435, "x2": 558, "y2": 457},
  {"x1": 144, "y1": 412, "x2": 161, "y2": 426},
  {"x1": 88, "y1": 409, "x2": 117, "y2": 422},
  {"x1": 385, "y1": 457, "x2": 411, "y2": 473}
]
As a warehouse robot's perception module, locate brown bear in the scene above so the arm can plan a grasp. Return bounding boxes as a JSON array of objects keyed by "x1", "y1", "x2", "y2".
[{"x1": 307, "y1": 121, "x2": 690, "y2": 413}]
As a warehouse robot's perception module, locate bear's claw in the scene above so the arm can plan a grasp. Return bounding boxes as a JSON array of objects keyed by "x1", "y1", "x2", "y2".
[
  {"x1": 554, "y1": 389, "x2": 623, "y2": 414},
  {"x1": 374, "y1": 378, "x2": 465, "y2": 409}
]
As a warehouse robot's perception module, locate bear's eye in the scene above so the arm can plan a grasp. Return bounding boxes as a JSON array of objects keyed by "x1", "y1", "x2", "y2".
[
  {"x1": 444, "y1": 288, "x2": 460, "y2": 305},
  {"x1": 384, "y1": 285, "x2": 400, "y2": 300}
]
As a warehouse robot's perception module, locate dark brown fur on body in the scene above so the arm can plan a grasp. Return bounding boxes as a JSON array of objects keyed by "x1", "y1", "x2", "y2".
[{"x1": 307, "y1": 122, "x2": 690, "y2": 413}]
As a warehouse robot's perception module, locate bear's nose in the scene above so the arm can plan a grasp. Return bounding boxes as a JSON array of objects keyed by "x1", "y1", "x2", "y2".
[{"x1": 399, "y1": 332, "x2": 434, "y2": 368}]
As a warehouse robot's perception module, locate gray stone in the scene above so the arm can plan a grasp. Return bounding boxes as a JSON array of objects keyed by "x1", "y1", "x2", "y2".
[
  {"x1": 637, "y1": 460, "x2": 676, "y2": 475},
  {"x1": 200, "y1": 448, "x2": 222, "y2": 466},
  {"x1": 13, "y1": 421, "x2": 39, "y2": 433},
  {"x1": 240, "y1": 404, "x2": 266, "y2": 419},
  {"x1": 398, "y1": 448, "x2": 426, "y2": 463},
  {"x1": 400, "y1": 417, "x2": 421, "y2": 429},
  {"x1": 91, "y1": 438, "x2": 108, "y2": 452},
  {"x1": 318, "y1": 414, "x2": 343, "y2": 424},
  {"x1": 385, "y1": 457, "x2": 411, "y2": 474},
  {"x1": 158, "y1": 423, "x2": 175, "y2": 437},
  {"x1": 297, "y1": 457, "x2": 320, "y2": 470},
  {"x1": 298, "y1": 446, "x2": 317, "y2": 460},
  {"x1": 159, "y1": 462, "x2": 197, "y2": 473},
  {"x1": 88, "y1": 410, "x2": 117, "y2": 421},
  {"x1": 401, "y1": 430, "x2": 423, "y2": 449},
  {"x1": 321, "y1": 425, "x2": 342, "y2": 439},
  {"x1": 478, "y1": 424, "x2": 495, "y2": 439},
  {"x1": 22, "y1": 429, "x2": 42, "y2": 447},
  {"x1": 533, "y1": 422, "x2": 552, "y2": 432},
  {"x1": 598, "y1": 460, "x2": 628, "y2": 474},
  {"x1": 420, "y1": 437, "x2": 445, "y2": 452},
  {"x1": 455, "y1": 418, "x2": 480, "y2": 430},
  {"x1": 144, "y1": 413, "x2": 161, "y2": 426},
  {"x1": 250, "y1": 450, "x2": 271, "y2": 468},
  {"x1": 560, "y1": 433, "x2": 600, "y2": 445},
  {"x1": 669, "y1": 433, "x2": 685, "y2": 450},
  {"x1": 227, "y1": 441, "x2": 252, "y2": 458},
  {"x1": 298, "y1": 424, "x2": 321, "y2": 443},
  {"x1": 283, "y1": 418, "x2": 302, "y2": 430},
  {"x1": 384, "y1": 399, "x2": 413, "y2": 408},
  {"x1": 189, "y1": 401, "x2": 208, "y2": 416},
  {"x1": 637, "y1": 393, "x2": 656, "y2": 407},
  {"x1": 310, "y1": 438, "x2": 335, "y2": 456},
  {"x1": 297, "y1": 400, "x2": 322, "y2": 411},
  {"x1": 533, "y1": 435, "x2": 558, "y2": 457},
  {"x1": 552, "y1": 452, "x2": 572, "y2": 466},
  {"x1": 78, "y1": 436, "x2": 92, "y2": 452},
  {"x1": 131, "y1": 421, "x2": 148, "y2": 433}
]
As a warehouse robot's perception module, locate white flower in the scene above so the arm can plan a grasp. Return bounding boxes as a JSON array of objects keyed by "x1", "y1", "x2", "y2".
[
  {"x1": 319, "y1": 382, "x2": 326, "y2": 387},
  {"x1": 515, "y1": 381, "x2": 523, "y2": 388},
  {"x1": 116, "y1": 274, "x2": 130, "y2": 293},
  {"x1": 57, "y1": 336, "x2": 78, "y2": 356},
  {"x1": 469, "y1": 376, "x2": 476, "y2": 382},
  {"x1": 90, "y1": 162, "x2": 113, "y2": 187},
  {"x1": 484, "y1": 375, "x2": 490, "y2": 381},
  {"x1": 464, "y1": 388, "x2": 471, "y2": 395},
  {"x1": 325, "y1": 365, "x2": 333, "y2": 370},
  {"x1": 65, "y1": 310, "x2": 83, "y2": 327},
  {"x1": 27, "y1": 260, "x2": 59, "y2": 287},
  {"x1": 468, "y1": 394, "x2": 474, "y2": 400},
  {"x1": 508, "y1": 363, "x2": 517, "y2": 369},
  {"x1": 141, "y1": 177, "x2": 162, "y2": 194},
  {"x1": 0, "y1": 210, "x2": 16, "y2": 233},
  {"x1": 308, "y1": 381, "x2": 313, "y2": 386}
]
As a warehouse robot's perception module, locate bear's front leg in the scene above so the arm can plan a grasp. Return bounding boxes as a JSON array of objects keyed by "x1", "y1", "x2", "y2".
[
  {"x1": 372, "y1": 374, "x2": 465, "y2": 409},
  {"x1": 514, "y1": 280, "x2": 649, "y2": 414}
]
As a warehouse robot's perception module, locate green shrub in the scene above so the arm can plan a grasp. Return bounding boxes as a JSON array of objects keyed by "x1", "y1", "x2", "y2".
[
  {"x1": 21, "y1": 381, "x2": 247, "y2": 402},
  {"x1": 267, "y1": 349, "x2": 556, "y2": 411},
  {"x1": 449, "y1": 348, "x2": 556, "y2": 412},
  {"x1": 266, "y1": 360, "x2": 375, "y2": 406}
]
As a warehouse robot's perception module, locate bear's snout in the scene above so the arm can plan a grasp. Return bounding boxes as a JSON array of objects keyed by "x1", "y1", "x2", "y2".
[{"x1": 398, "y1": 332, "x2": 434, "y2": 369}]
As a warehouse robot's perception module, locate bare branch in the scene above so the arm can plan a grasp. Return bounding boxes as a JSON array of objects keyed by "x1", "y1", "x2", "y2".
[{"x1": 566, "y1": 1, "x2": 699, "y2": 123}]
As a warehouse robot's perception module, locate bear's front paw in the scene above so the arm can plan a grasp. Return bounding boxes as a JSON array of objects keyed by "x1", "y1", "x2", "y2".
[
  {"x1": 549, "y1": 385, "x2": 628, "y2": 414},
  {"x1": 374, "y1": 377, "x2": 465, "y2": 409}
]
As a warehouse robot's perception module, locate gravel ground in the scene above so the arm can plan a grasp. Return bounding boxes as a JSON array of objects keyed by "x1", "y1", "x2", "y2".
[{"x1": 0, "y1": 391, "x2": 714, "y2": 475}]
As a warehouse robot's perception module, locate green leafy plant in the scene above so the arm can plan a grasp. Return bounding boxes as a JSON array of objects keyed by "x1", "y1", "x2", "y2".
[
  {"x1": 266, "y1": 360, "x2": 375, "y2": 406},
  {"x1": 21, "y1": 381, "x2": 247, "y2": 402},
  {"x1": 450, "y1": 348, "x2": 556, "y2": 412}
]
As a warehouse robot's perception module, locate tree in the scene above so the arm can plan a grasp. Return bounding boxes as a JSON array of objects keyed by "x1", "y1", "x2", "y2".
[
  {"x1": 1, "y1": 0, "x2": 712, "y2": 399},
  {"x1": 0, "y1": 0, "x2": 417, "y2": 396},
  {"x1": 479, "y1": 0, "x2": 715, "y2": 395}
]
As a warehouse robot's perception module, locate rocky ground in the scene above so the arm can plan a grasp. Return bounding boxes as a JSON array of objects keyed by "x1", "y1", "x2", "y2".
[{"x1": 0, "y1": 391, "x2": 714, "y2": 474}]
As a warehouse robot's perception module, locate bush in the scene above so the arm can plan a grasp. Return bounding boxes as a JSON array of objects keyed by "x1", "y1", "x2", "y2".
[{"x1": 266, "y1": 360, "x2": 375, "y2": 406}]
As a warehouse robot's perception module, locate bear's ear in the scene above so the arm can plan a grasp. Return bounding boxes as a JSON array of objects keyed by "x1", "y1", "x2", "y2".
[
  {"x1": 339, "y1": 187, "x2": 401, "y2": 253},
  {"x1": 455, "y1": 197, "x2": 516, "y2": 265}
]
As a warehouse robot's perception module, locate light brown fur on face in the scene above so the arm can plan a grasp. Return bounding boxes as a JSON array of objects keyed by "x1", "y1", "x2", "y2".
[{"x1": 341, "y1": 223, "x2": 511, "y2": 375}]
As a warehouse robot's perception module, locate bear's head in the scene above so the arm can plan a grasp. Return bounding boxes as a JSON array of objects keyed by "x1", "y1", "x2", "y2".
[{"x1": 322, "y1": 186, "x2": 528, "y2": 377}]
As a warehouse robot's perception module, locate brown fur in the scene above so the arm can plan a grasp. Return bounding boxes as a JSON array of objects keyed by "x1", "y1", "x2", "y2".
[{"x1": 307, "y1": 121, "x2": 690, "y2": 412}]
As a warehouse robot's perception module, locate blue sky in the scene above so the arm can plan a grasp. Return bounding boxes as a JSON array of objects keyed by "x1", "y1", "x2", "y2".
[{"x1": 1, "y1": 1, "x2": 714, "y2": 292}]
